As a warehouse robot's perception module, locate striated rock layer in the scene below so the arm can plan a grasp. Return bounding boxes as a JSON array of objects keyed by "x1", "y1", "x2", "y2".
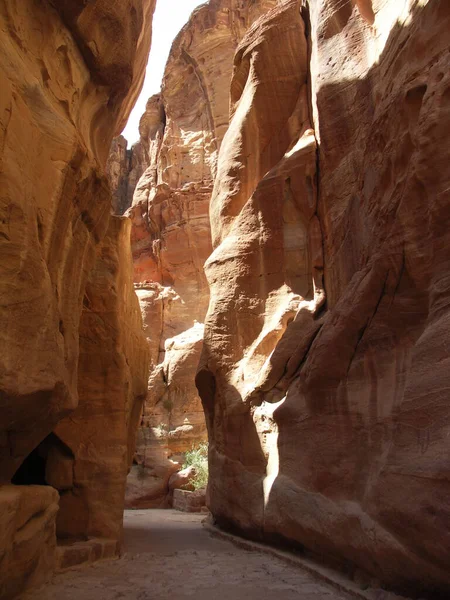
[
  {"x1": 0, "y1": 0, "x2": 154, "y2": 596},
  {"x1": 125, "y1": 0, "x2": 277, "y2": 508},
  {"x1": 197, "y1": 0, "x2": 450, "y2": 597}
]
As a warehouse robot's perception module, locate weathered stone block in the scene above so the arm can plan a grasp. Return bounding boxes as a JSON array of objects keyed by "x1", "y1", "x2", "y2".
[{"x1": 173, "y1": 489, "x2": 206, "y2": 513}]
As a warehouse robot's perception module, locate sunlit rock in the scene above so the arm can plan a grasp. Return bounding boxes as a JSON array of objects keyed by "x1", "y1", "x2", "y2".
[
  {"x1": 198, "y1": 0, "x2": 450, "y2": 596},
  {"x1": 0, "y1": 0, "x2": 155, "y2": 594},
  {"x1": 123, "y1": 0, "x2": 278, "y2": 508}
]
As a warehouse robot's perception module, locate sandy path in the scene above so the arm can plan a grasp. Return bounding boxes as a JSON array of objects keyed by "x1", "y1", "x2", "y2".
[{"x1": 32, "y1": 509, "x2": 354, "y2": 600}]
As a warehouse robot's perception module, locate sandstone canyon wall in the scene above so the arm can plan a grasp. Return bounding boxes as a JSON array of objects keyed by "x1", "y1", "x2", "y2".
[
  {"x1": 0, "y1": 0, "x2": 154, "y2": 596},
  {"x1": 124, "y1": 0, "x2": 277, "y2": 508},
  {"x1": 52, "y1": 216, "x2": 148, "y2": 551},
  {"x1": 106, "y1": 135, "x2": 148, "y2": 215},
  {"x1": 197, "y1": 0, "x2": 450, "y2": 597}
]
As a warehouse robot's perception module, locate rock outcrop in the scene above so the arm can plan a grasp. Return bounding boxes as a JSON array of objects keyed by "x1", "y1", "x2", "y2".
[
  {"x1": 52, "y1": 216, "x2": 148, "y2": 543},
  {"x1": 124, "y1": 0, "x2": 277, "y2": 508},
  {"x1": 197, "y1": 0, "x2": 450, "y2": 597},
  {"x1": 0, "y1": 0, "x2": 154, "y2": 596},
  {"x1": 106, "y1": 135, "x2": 148, "y2": 215}
]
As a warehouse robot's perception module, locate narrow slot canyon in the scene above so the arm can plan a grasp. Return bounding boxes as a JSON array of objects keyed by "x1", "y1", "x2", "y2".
[{"x1": 0, "y1": 1, "x2": 449, "y2": 600}]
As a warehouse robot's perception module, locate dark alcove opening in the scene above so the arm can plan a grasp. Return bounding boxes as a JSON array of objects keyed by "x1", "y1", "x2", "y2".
[
  {"x1": 12, "y1": 445, "x2": 48, "y2": 486},
  {"x1": 11, "y1": 432, "x2": 74, "y2": 489}
]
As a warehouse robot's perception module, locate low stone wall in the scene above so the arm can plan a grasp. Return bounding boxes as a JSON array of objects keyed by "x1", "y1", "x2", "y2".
[{"x1": 172, "y1": 489, "x2": 207, "y2": 514}]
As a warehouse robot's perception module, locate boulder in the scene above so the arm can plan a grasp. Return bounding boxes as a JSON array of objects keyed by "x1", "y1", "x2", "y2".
[{"x1": 168, "y1": 466, "x2": 198, "y2": 492}]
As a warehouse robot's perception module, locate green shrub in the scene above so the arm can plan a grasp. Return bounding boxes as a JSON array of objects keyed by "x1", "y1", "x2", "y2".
[
  {"x1": 182, "y1": 442, "x2": 208, "y2": 490},
  {"x1": 154, "y1": 423, "x2": 168, "y2": 437}
]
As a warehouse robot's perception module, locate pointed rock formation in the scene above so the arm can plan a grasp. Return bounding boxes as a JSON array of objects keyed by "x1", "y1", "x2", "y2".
[{"x1": 198, "y1": 0, "x2": 450, "y2": 597}]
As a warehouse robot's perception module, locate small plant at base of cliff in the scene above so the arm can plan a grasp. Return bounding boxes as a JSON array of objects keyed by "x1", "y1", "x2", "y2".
[
  {"x1": 182, "y1": 442, "x2": 208, "y2": 490},
  {"x1": 154, "y1": 423, "x2": 168, "y2": 438}
]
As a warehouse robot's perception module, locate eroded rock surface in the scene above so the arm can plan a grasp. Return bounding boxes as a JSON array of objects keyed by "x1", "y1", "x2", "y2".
[
  {"x1": 106, "y1": 135, "x2": 148, "y2": 215},
  {"x1": 0, "y1": 0, "x2": 154, "y2": 596},
  {"x1": 125, "y1": 0, "x2": 277, "y2": 508},
  {"x1": 52, "y1": 217, "x2": 148, "y2": 543},
  {"x1": 197, "y1": 0, "x2": 450, "y2": 597},
  {"x1": 0, "y1": 486, "x2": 59, "y2": 599}
]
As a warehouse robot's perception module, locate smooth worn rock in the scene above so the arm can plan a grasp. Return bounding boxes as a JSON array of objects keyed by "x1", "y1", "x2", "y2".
[
  {"x1": 124, "y1": 0, "x2": 278, "y2": 509},
  {"x1": 0, "y1": 485, "x2": 59, "y2": 599},
  {"x1": 126, "y1": 427, "x2": 179, "y2": 509},
  {"x1": 168, "y1": 466, "x2": 198, "y2": 492},
  {"x1": 197, "y1": 0, "x2": 450, "y2": 598},
  {"x1": 0, "y1": 0, "x2": 154, "y2": 484},
  {"x1": 51, "y1": 216, "x2": 148, "y2": 543},
  {"x1": 0, "y1": 0, "x2": 154, "y2": 596}
]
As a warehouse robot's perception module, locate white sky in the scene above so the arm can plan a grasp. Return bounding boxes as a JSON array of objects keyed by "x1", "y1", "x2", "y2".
[{"x1": 122, "y1": 0, "x2": 206, "y2": 144}]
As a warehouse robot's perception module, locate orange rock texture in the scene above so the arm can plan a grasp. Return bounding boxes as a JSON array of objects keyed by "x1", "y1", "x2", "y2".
[
  {"x1": 124, "y1": 0, "x2": 277, "y2": 508},
  {"x1": 0, "y1": 486, "x2": 59, "y2": 599},
  {"x1": 52, "y1": 216, "x2": 148, "y2": 543},
  {"x1": 106, "y1": 135, "x2": 148, "y2": 215},
  {"x1": 0, "y1": 0, "x2": 154, "y2": 596},
  {"x1": 197, "y1": 0, "x2": 450, "y2": 597}
]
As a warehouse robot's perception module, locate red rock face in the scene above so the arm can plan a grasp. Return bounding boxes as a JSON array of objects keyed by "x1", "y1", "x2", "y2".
[
  {"x1": 51, "y1": 217, "x2": 148, "y2": 543},
  {"x1": 107, "y1": 96, "x2": 163, "y2": 216},
  {"x1": 107, "y1": 135, "x2": 130, "y2": 215},
  {"x1": 125, "y1": 0, "x2": 277, "y2": 508},
  {"x1": 0, "y1": 486, "x2": 59, "y2": 599},
  {"x1": 0, "y1": 0, "x2": 154, "y2": 595},
  {"x1": 0, "y1": 0, "x2": 154, "y2": 484},
  {"x1": 106, "y1": 136, "x2": 147, "y2": 215},
  {"x1": 198, "y1": 0, "x2": 450, "y2": 596}
]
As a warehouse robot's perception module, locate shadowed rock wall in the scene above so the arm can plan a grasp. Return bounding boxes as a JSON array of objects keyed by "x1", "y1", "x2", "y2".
[
  {"x1": 106, "y1": 135, "x2": 148, "y2": 215},
  {"x1": 53, "y1": 216, "x2": 148, "y2": 543},
  {"x1": 0, "y1": 0, "x2": 154, "y2": 596},
  {"x1": 197, "y1": 0, "x2": 450, "y2": 597},
  {"x1": 124, "y1": 0, "x2": 278, "y2": 509}
]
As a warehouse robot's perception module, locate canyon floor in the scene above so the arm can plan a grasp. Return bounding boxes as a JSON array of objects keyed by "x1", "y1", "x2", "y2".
[{"x1": 29, "y1": 510, "x2": 364, "y2": 600}]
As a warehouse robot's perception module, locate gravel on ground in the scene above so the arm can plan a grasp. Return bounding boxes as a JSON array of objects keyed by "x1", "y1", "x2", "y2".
[{"x1": 27, "y1": 510, "x2": 372, "y2": 600}]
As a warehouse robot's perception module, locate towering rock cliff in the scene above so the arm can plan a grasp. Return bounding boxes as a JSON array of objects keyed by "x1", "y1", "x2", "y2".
[
  {"x1": 124, "y1": 0, "x2": 277, "y2": 508},
  {"x1": 106, "y1": 135, "x2": 148, "y2": 215},
  {"x1": 52, "y1": 217, "x2": 148, "y2": 545},
  {"x1": 198, "y1": 0, "x2": 450, "y2": 597},
  {"x1": 0, "y1": 1, "x2": 154, "y2": 596}
]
